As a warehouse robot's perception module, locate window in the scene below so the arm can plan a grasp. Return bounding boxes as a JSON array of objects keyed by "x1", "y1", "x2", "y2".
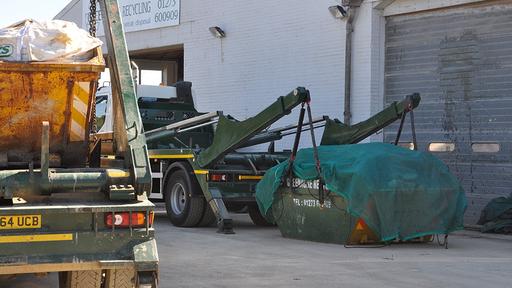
[
  {"x1": 472, "y1": 143, "x2": 500, "y2": 153},
  {"x1": 140, "y1": 69, "x2": 163, "y2": 85},
  {"x1": 397, "y1": 142, "x2": 416, "y2": 150},
  {"x1": 95, "y1": 96, "x2": 108, "y2": 131},
  {"x1": 428, "y1": 142, "x2": 455, "y2": 152},
  {"x1": 99, "y1": 68, "x2": 111, "y2": 87}
]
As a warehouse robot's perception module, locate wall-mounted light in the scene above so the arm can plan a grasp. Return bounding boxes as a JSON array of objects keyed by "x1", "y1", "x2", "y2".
[
  {"x1": 328, "y1": 5, "x2": 348, "y2": 19},
  {"x1": 209, "y1": 26, "x2": 226, "y2": 38}
]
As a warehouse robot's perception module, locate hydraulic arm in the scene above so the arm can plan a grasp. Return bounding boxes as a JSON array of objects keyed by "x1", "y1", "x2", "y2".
[
  {"x1": 99, "y1": 0, "x2": 152, "y2": 196},
  {"x1": 196, "y1": 87, "x2": 310, "y2": 167},
  {"x1": 320, "y1": 93, "x2": 421, "y2": 145}
]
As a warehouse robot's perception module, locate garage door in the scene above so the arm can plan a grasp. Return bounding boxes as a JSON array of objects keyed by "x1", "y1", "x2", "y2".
[{"x1": 384, "y1": 1, "x2": 512, "y2": 225}]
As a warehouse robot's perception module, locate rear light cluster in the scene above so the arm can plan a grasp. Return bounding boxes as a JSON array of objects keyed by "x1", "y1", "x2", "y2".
[
  {"x1": 208, "y1": 173, "x2": 263, "y2": 182},
  {"x1": 105, "y1": 211, "x2": 154, "y2": 228},
  {"x1": 209, "y1": 173, "x2": 229, "y2": 182}
]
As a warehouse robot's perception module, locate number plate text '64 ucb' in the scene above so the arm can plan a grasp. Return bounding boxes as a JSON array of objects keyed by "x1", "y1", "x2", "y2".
[{"x1": 0, "y1": 215, "x2": 41, "y2": 229}]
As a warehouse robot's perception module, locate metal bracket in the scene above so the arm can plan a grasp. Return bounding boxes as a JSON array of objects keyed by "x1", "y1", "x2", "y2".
[
  {"x1": 109, "y1": 185, "x2": 137, "y2": 201},
  {"x1": 192, "y1": 168, "x2": 234, "y2": 234},
  {"x1": 41, "y1": 121, "x2": 50, "y2": 181},
  {"x1": 208, "y1": 187, "x2": 234, "y2": 234}
]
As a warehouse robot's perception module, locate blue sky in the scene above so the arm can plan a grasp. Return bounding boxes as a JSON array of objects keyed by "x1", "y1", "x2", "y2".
[{"x1": 0, "y1": 0, "x2": 71, "y2": 27}]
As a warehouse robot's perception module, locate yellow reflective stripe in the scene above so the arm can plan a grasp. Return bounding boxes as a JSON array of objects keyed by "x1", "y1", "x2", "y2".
[
  {"x1": 238, "y1": 175, "x2": 263, "y2": 180},
  {"x1": 107, "y1": 170, "x2": 130, "y2": 178},
  {"x1": 149, "y1": 154, "x2": 194, "y2": 159},
  {"x1": 76, "y1": 82, "x2": 91, "y2": 104},
  {"x1": 0, "y1": 233, "x2": 73, "y2": 243},
  {"x1": 69, "y1": 81, "x2": 90, "y2": 142},
  {"x1": 194, "y1": 170, "x2": 209, "y2": 175}
]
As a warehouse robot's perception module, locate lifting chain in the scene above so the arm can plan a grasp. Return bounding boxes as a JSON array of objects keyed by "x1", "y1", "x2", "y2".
[
  {"x1": 88, "y1": 0, "x2": 97, "y2": 37},
  {"x1": 89, "y1": 0, "x2": 98, "y2": 134}
]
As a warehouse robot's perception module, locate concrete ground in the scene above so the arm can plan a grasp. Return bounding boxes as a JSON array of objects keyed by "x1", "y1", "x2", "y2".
[
  {"x1": 2, "y1": 212, "x2": 512, "y2": 288},
  {"x1": 157, "y1": 213, "x2": 512, "y2": 288}
]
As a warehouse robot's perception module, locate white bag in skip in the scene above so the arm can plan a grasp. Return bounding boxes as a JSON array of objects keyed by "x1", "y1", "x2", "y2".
[{"x1": 0, "y1": 19, "x2": 102, "y2": 62}]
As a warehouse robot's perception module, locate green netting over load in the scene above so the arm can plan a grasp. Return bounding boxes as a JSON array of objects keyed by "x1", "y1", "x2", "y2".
[{"x1": 256, "y1": 143, "x2": 467, "y2": 241}]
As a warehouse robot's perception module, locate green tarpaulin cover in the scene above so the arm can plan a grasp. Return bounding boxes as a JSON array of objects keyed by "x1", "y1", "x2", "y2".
[
  {"x1": 478, "y1": 194, "x2": 512, "y2": 234},
  {"x1": 256, "y1": 143, "x2": 467, "y2": 241}
]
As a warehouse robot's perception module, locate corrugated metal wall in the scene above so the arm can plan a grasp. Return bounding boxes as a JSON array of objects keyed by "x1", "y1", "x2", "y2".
[{"x1": 384, "y1": 1, "x2": 512, "y2": 225}]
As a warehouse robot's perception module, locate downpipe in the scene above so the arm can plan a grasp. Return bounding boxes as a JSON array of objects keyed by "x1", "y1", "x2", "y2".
[{"x1": 344, "y1": 6, "x2": 357, "y2": 125}]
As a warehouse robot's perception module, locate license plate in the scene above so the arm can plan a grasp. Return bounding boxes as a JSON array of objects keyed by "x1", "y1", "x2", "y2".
[{"x1": 0, "y1": 215, "x2": 41, "y2": 229}]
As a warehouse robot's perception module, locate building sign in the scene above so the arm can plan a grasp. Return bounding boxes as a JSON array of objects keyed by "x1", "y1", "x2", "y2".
[{"x1": 83, "y1": 0, "x2": 180, "y2": 36}]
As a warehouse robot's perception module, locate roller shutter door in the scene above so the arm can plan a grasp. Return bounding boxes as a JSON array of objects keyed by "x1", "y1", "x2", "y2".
[{"x1": 384, "y1": 1, "x2": 512, "y2": 225}]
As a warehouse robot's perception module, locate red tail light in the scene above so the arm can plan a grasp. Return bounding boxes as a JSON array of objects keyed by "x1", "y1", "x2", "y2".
[
  {"x1": 105, "y1": 211, "x2": 154, "y2": 228},
  {"x1": 209, "y1": 174, "x2": 227, "y2": 181}
]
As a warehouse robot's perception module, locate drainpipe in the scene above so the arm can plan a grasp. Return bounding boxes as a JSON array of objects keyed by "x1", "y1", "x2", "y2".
[
  {"x1": 343, "y1": 0, "x2": 361, "y2": 125},
  {"x1": 344, "y1": 10, "x2": 354, "y2": 125}
]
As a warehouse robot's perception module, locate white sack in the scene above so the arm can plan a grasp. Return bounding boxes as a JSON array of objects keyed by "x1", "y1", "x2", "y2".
[{"x1": 0, "y1": 19, "x2": 102, "y2": 62}]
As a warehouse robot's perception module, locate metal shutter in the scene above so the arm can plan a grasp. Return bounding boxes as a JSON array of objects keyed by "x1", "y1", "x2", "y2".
[{"x1": 384, "y1": 1, "x2": 512, "y2": 225}]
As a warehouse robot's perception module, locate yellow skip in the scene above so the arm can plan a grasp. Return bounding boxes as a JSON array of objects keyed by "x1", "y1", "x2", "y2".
[
  {"x1": 149, "y1": 154, "x2": 194, "y2": 159},
  {"x1": 0, "y1": 233, "x2": 73, "y2": 244}
]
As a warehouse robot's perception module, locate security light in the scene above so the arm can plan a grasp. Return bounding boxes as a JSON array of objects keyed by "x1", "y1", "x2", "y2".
[
  {"x1": 328, "y1": 5, "x2": 348, "y2": 19},
  {"x1": 209, "y1": 26, "x2": 226, "y2": 38}
]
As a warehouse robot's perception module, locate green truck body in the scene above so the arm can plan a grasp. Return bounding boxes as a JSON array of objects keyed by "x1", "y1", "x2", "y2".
[
  {"x1": 97, "y1": 80, "x2": 420, "y2": 234},
  {"x1": 0, "y1": 0, "x2": 158, "y2": 287}
]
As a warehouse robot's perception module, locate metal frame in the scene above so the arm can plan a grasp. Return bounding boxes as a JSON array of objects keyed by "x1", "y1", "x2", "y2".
[{"x1": 99, "y1": 0, "x2": 152, "y2": 197}]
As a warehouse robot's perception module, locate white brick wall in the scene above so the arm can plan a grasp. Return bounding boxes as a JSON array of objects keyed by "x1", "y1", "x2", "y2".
[{"x1": 57, "y1": 0, "x2": 383, "y2": 149}]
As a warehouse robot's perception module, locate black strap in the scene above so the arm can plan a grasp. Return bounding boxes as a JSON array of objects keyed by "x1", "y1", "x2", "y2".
[
  {"x1": 410, "y1": 109, "x2": 417, "y2": 150},
  {"x1": 394, "y1": 110, "x2": 407, "y2": 146},
  {"x1": 285, "y1": 103, "x2": 306, "y2": 186},
  {"x1": 306, "y1": 102, "x2": 325, "y2": 206},
  {"x1": 394, "y1": 101, "x2": 418, "y2": 150}
]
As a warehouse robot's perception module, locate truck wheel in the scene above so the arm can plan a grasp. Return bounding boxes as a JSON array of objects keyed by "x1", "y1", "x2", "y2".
[
  {"x1": 248, "y1": 205, "x2": 275, "y2": 226},
  {"x1": 60, "y1": 270, "x2": 102, "y2": 288},
  {"x1": 105, "y1": 268, "x2": 136, "y2": 288},
  {"x1": 197, "y1": 201, "x2": 217, "y2": 227},
  {"x1": 165, "y1": 170, "x2": 204, "y2": 227}
]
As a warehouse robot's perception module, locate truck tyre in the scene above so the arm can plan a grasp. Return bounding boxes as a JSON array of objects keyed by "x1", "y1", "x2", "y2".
[
  {"x1": 197, "y1": 201, "x2": 217, "y2": 227},
  {"x1": 165, "y1": 170, "x2": 204, "y2": 227},
  {"x1": 105, "y1": 268, "x2": 136, "y2": 288},
  {"x1": 61, "y1": 270, "x2": 102, "y2": 288},
  {"x1": 248, "y1": 204, "x2": 275, "y2": 226}
]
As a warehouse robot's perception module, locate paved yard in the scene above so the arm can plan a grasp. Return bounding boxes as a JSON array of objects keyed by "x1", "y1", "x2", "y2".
[
  {"x1": 3, "y1": 212, "x2": 512, "y2": 288},
  {"x1": 157, "y1": 213, "x2": 512, "y2": 288}
]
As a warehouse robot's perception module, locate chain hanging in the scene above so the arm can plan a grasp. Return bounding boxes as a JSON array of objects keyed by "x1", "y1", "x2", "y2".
[
  {"x1": 89, "y1": 0, "x2": 97, "y2": 37},
  {"x1": 89, "y1": 0, "x2": 98, "y2": 135}
]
